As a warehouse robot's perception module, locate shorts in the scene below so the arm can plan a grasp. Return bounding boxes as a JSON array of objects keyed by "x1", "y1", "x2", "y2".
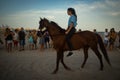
[
  {"x1": 13, "y1": 40, "x2": 18, "y2": 45},
  {"x1": 39, "y1": 37, "x2": 45, "y2": 44},
  {"x1": 109, "y1": 38, "x2": 115, "y2": 45},
  {"x1": 19, "y1": 39, "x2": 25, "y2": 46},
  {"x1": 45, "y1": 37, "x2": 49, "y2": 43},
  {"x1": 7, "y1": 40, "x2": 12, "y2": 44},
  {"x1": 104, "y1": 40, "x2": 108, "y2": 45}
]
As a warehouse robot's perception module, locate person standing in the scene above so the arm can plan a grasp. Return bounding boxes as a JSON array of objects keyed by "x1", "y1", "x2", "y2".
[
  {"x1": 37, "y1": 27, "x2": 46, "y2": 51},
  {"x1": 33, "y1": 30, "x2": 38, "y2": 49},
  {"x1": 109, "y1": 28, "x2": 117, "y2": 50},
  {"x1": 65, "y1": 8, "x2": 77, "y2": 57},
  {"x1": 4, "y1": 28, "x2": 10, "y2": 49},
  {"x1": 18, "y1": 27, "x2": 26, "y2": 51},
  {"x1": 118, "y1": 31, "x2": 120, "y2": 49},
  {"x1": 0, "y1": 38, "x2": 4, "y2": 49},
  {"x1": 93, "y1": 29, "x2": 97, "y2": 34},
  {"x1": 13, "y1": 29, "x2": 19, "y2": 50},
  {"x1": 6, "y1": 29, "x2": 13, "y2": 52},
  {"x1": 28, "y1": 30, "x2": 34, "y2": 50},
  {"x1": 104, "y1": 29, "x2": 109, "y2": 48},
  {"x1": 44, "y1": 31, "x2": 50, "y2": 49}
]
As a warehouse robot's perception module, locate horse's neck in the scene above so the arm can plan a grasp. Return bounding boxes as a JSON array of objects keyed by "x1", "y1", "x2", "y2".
[
  {"x1": 47, "y1": 24, "x2": 65, "y2": 40},
  {"x1": 48, "y1": 24, "x2": 63, "y2": 34}
]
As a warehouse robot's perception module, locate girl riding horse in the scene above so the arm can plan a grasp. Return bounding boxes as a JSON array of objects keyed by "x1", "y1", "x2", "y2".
[{"x1": 66, "y1": 8, "x2": 77, "y2": 57}]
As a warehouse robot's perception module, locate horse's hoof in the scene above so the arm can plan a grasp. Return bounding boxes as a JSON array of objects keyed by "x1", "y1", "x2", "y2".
[
  {"x1": 51, "y1": 70, "x2": 58, "y2": 74},
  {"x1": 66, "y1": 67, "x2": 72, "y2": 71},
  {"x1": 81, "y1": 65, "x2": 84, "y2": 68},
  {"x1": 100, "y1": 68, "x2": 103, "y2": 71}
]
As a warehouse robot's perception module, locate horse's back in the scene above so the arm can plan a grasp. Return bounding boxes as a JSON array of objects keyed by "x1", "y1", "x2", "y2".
[
  {"x1": 71, "y1": 30, "x2": 97, "y2": 47},
  {"x1": 75, "y1": 30, "x2": 96, "y2": 38}
]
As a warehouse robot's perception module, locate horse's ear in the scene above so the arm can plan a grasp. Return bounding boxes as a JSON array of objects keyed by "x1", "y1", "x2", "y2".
[
  {"x1": 44, "y1": 18, "x2": 47, "y2": 20},
  {"x1": 40, "y1": 17, "x2": 42, "y2": 20}
]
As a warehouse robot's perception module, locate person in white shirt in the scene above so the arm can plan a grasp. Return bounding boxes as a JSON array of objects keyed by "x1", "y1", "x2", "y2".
[
  {"x1": 13, "y1": 29, "x2": 19, "y2": 49},
  {"x1": 104, "y1": 29, "x2": 109, "y2": 48}
]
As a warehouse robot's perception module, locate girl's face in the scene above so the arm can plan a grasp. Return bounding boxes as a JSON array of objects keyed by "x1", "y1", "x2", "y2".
[{"x1": 67, "y1": 10, "x2": 72, "y2": 15}]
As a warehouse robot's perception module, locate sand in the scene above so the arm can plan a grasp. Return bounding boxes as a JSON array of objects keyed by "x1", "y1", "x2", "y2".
[{"x1": 0, "y1": 47, "x2": 120, "y2": 80}]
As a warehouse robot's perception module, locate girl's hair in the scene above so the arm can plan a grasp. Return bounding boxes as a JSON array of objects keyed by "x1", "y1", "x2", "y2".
[{"x1": 68, "y1": 8, "x2": 77, "y2": 20}]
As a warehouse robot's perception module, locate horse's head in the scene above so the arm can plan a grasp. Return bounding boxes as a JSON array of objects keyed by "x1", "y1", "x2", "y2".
[
  {"x1": 39, "y1": 18, "x2": 49, "y2": 29},
  {"x1": 39, "y1": 18, "x2": 65, "y2": 37}
]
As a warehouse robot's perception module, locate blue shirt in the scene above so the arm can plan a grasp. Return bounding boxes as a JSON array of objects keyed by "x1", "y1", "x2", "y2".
[{"x1": 68, "y1": 15, "x2": 77, "y2": 27}]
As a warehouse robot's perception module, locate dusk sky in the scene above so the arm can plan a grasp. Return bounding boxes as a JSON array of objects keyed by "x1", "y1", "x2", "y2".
[{"x1": 0, "y1": 0, "x2": 120, "y2": 31}]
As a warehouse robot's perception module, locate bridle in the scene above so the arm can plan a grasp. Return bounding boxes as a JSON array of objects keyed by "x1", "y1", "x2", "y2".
[{"x1": 40, "y1": 21, "x2": 65, "y2": 37}]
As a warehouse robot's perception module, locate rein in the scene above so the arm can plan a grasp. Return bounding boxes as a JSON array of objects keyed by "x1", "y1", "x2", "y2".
[{"x1": 44, "y1": 25, "x2": 65, "y2": 37}]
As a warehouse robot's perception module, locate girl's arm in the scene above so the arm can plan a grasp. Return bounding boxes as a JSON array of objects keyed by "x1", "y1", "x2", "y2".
[{"x1": 65, "y1": 22, "x2": 74, "y2": 34}]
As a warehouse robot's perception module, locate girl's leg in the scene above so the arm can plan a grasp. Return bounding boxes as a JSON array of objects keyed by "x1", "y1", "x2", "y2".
[
  {"x1": 31, "y1": 44, "x2": 34, "y2": 50},
  {"x1": 16, "y1": 41, "x2": 18, "y2": 50},
  {"x1": 7, "y1": 43, "x2": 9, "y2": 52},
  {"x1": 5, "y1": 40, "x2": 7, "y2": 49},
  {"x1": 29, "y1": 43, "x2": 31, "y2": 50},
  {"x1": 40, "y1": 44, "x2": 44, "y2": 51},
  {"x1": 10, "y1": 43, "x2": 12, "y2": 52}
]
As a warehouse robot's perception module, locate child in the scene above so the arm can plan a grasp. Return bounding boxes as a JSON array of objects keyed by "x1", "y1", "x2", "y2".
[
  {"x1": 28, "y1": 31, "x2": 34, "y2": 50},
  {"x1": 13, "y1": 29, "x2": 19, "y2": 50},
  {"x1": 109, "y1": 28, "x2": 117, "y2": 51},
  {"x1": 37, "y1": 28, "x2": 46, "y2": 51},
  {"x1": 6, "y1": 30, "x2": 13, "y2": 52},
  {"x1": 32, "y1": 30, "x2": 38, "y2": 49}
]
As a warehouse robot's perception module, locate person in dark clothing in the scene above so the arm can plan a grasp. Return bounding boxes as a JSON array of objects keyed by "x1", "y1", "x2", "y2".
[
  {"x1": 37, "y1": 27, "x2": 46, "y2": 51},
  {"x1": 18, "y1": 27, "x2": 26, "y2": 51},
  {"x1": 118, "y1": 31, "x2": 120, "y2": 49},
  {"x1": 66, "y1": 8, "x2": 77, "y2": 57},
  {"x1": 0, "y1": 38, "x2": 3, "y2": 44},
  {"x1": 6, "y1": 30, "x2": 13, "y2": 52},
  {"x1": 44, "y1": 31, "x2": 50, "y2": 48}
]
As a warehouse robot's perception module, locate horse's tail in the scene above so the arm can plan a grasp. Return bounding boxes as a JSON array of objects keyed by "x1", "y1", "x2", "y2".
[{"x1": 96, "y1": 34, "x2": 111, "y2": 66}]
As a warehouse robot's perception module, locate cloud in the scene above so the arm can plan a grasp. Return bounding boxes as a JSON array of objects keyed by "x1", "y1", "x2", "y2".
[
  {"x1": 69, "y1": 0, "x2": 120, "y2": 31},
  {"x1": 0, "y1": 9, "x2": 67, "y2": 29},
  {"x1": 0, "y1": 0, "x2": 120, "y2": 31},
  {"x1": 73, "y1": 0, "x2": 120, "y2": 17}
]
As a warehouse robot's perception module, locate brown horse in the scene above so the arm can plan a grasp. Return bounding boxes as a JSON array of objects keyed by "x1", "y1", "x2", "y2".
[{"x1": 39, "y1": 18, "x2": 111, "y2": 74}]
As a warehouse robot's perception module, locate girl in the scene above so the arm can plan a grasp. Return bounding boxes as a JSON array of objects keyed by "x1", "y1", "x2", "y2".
[
  {"x1": 28, "y1": 31, "x2": 34, "y2": 50},
  {"x1": 109, "y1": 28, "x2": 117, "y2": 51},
  {"x1": 33, "y1": 30, "x2": 38, "y2": 49},
  {"x1": 66, "y1": 8, "x2": 77, "y2": 57},
  {"x1": 13, "y1": 29, "x2": 19, "y2": 49}
]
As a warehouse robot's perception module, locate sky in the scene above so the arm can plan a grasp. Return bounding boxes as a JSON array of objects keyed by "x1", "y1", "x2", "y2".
[{"x1": 0, "y1": 0, "x2": 120, "y2": 31}]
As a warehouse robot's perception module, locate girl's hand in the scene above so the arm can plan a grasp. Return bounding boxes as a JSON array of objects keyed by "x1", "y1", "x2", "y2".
[{"x1": 65, "y1": 31, "x2": 68, "y2": 34}]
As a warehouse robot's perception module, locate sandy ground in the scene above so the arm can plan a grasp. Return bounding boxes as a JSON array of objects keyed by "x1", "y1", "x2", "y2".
[{"x1": 0, "y1": 47, "x2": 120, "y2": 80}]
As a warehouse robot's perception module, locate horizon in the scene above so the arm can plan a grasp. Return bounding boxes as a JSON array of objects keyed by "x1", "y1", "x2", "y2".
[{"x1": 0, "y1": 0, "x2": 120, "y2": 31}]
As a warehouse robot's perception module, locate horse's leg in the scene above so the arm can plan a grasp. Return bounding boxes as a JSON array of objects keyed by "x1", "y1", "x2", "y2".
[
  {"x1": 61, "y1": 52, "x2": 71, "y2": 70},
  {"x1": 81, "y1": 47, "x2": 88, "y2": 68},
  {"x1": 91, "y1": 47, "x2": 103, "y2": 70},
  {"x1": 52, "y1": 51, "x2": 61, "y2": 74}
]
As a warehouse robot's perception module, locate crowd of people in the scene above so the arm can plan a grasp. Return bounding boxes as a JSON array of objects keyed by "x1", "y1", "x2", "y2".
[
  {"x1": 1, "y1": 27, "x2": 52, "y2": 53},
  {"x1": 0, "y1": 27, "x2": 120, "y2": 53},
  {"x1": 103, "y1": 28, "x2": 120, "y2": 51}
]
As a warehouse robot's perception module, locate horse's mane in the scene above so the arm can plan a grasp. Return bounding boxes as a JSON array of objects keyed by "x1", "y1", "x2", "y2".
[{"x1": 50, "y1": 21, "x2": 65, "y2": 33}]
